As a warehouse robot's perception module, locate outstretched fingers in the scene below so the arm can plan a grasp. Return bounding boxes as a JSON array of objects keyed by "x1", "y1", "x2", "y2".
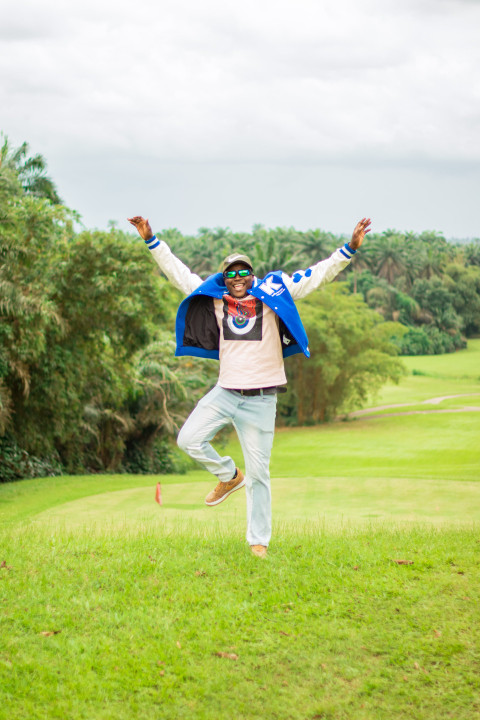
[
  {"x1": 357, "y1": 217, "x2": 372, "y2": 233},
  {"x1": 350, "y1": 217, "x2": 372, "y2": 250},
  {"x1": 127, "y1": 216, "x2": 153, "y2": 241}
]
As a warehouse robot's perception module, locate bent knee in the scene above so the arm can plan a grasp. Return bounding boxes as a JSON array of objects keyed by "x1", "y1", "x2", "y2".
[
  {"x1": 177, "y1": 428, "x2": 189, "y2": 453},
  {"x1": 177, "y1": 427, "x2": 200, "y2": 456}
]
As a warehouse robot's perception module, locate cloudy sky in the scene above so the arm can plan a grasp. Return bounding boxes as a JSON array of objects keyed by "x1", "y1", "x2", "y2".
[{"x1": 1, "y1": 0, "x2": 479, "y2": 238}]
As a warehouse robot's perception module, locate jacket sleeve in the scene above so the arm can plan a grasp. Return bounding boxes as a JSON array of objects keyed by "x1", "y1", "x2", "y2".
[
  {"x1": 144, "y1": 236, "x2": 203, "y2": 296},
  {"x1": 281, "y1": 244, "x2": 356, "y2": 301}
]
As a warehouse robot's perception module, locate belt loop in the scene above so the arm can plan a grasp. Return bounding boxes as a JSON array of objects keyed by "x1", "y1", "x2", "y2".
[{"x1": 260, "y1": 389, "x2": 264, "y2": 397}]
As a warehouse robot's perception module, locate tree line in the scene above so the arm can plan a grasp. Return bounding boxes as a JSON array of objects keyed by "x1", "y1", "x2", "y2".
[
  {"x1": 163, "y1": 224, "x2": 480, "y2": 356},
  {"x1": 1, "y1": 135, "x2": 478, "y2": 480}
]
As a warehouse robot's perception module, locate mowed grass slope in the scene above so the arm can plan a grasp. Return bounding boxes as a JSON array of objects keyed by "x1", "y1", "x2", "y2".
[
  {"x1": 3, "y1": 340, "x2": 477, "y2": 531},
  {"x1": 1, "y1": 342, "x2": 480, "y2": 718},
  {"x1": 1, "y1": 525, "x2": 479, "y2": 720},
  {"x1": 1, "y1": 409, "x2": 478, "y2": 531},
  {"x1": 364, "y1": 337, "x2": 480, "y2": 406}
]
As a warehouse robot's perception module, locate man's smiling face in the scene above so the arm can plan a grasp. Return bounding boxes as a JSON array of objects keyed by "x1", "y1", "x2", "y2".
[{"x1": 224, "y1": 262, "x2": 254, "y2": 299}]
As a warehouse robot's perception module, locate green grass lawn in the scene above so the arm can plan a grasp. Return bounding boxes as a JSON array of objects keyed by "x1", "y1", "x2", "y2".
[
  {"x1": 1, "y1": 410, "x2": 478, "y2": 532},
  {"x1": 403, "y1": 338, "x2": 480, "y2": 379},
  {"x1": 367, "y1": 337, "x2": 480, "y2": 408},
  {"x1": 1, "y1": 342, "x2": 480, "y2": 718},
  {"x1": 1, "y1": 525, "x2": 479, "y2": 720}
]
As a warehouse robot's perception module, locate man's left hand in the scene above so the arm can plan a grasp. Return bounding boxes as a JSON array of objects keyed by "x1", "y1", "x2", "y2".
[
  {"x1": 127, "y1": 216, "x2": 154, "y2": 242},
  {"x1": 349, "y1": 218, "x2": 371, "y2": 250}
]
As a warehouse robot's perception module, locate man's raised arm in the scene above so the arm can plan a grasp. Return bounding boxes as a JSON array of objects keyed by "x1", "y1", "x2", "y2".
[
  {"x1": 283, "y1": 217, "x2": 371, "y2": 301},
  {"x1": 128, "y1": 216, "x2": 203, "y2": 296}
]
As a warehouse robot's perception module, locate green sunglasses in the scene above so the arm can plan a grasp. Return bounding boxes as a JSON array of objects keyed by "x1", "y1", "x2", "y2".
[{"x1": 223, "y1": 268, "x2": 252, "y2": 279}]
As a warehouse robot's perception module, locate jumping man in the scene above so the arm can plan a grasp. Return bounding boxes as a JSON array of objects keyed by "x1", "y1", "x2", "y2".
[{"x1": 128, "y1": 216, "x2": 371, "y2": 557}]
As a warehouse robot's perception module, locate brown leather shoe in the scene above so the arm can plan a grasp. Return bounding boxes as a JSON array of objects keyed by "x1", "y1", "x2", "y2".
[
  {"x1": 205, "y1": 468, "x2": 245, "y2": 506},
  {"x1": 250, "y1": 545, "x2": 267, "y2": 558}
]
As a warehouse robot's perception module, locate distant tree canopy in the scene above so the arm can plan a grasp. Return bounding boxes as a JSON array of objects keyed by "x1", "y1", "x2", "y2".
[
  {"x1": 162, "y1": 224, "x2": 479, "y2": 356},
  {"x1": 1, "y1": 135, "x2": 479, "y2": 479}
]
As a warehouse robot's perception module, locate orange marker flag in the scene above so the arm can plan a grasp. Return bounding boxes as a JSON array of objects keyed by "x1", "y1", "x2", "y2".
[{"x1": 155, "y1": 482, "x2": 162, "y2": 505}]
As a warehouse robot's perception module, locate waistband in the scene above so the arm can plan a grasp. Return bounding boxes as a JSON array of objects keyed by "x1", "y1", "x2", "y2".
[{"x1": 227, "y1": 386, "x2": 279, "y2": 397}]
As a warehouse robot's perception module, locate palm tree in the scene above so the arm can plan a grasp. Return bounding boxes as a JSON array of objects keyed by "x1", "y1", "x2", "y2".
[
  {"x1": 418, "y1": 244, "x2": 446, "y2": 279},
  {"x1": 297, "y1": 228, "x2": 336, "y2": 266},
  {"x1": 464, "y1": 240, "x2": 480, "y2": 267},
  {"x1": 368, "y1": 231, "x2": 408, "y2": 286},
  {"x1": 0, "y1": 134, "x2": 61, "y2": 203},
  {"x1": 166, "y1": 227, "x2": 234, "y2": 276},
  {"x1": 247, "y1": 226, "x2": 305, "y2": 276},
  {"x1": 417, "y1": 231, "x2": 452, "y2": 280}
]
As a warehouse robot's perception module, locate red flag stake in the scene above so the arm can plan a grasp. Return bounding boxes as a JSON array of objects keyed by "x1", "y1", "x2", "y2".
[{"x1": 155, "y1": 482, "x2": 162, "y2": 505}]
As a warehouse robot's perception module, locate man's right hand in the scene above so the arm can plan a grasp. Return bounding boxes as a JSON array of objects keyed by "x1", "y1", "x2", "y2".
[{"x1": 127, "y1": 216, "x2": 154, "y2": 241}]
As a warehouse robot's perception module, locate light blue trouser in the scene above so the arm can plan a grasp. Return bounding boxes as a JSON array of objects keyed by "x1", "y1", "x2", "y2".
[{"x1": 177, "y1": 385, "x2": 278, "y2": 547}]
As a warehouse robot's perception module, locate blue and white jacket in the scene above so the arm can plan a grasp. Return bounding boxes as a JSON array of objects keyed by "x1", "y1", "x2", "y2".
[{"x1": 144, "y1": 236, "x2": 356, "y2": 360}]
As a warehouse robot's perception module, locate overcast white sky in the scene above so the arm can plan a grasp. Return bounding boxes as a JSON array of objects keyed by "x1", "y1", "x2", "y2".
[{"x1": 1, "y1": 0, "x2": 480, "y2": 238}]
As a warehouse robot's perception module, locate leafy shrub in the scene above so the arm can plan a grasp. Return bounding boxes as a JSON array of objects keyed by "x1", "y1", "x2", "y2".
[
  {"x1": 123, "y1": 437, "x2": 192, "y2": 475},
  {"x1": 0, "y1": 435, "x2": 63, "y2": 482},
  {"x1": 398, "y1": 326, "x2": 466, "y2": 355}
]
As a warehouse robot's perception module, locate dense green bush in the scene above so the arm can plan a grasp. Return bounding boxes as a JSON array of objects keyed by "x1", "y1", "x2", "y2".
[
  {"x1": 123, "y1": 438, "x2": 192, "y2": 475},
  {"x1": 398, "y1": 326, "x2": 466, "y2": 356},
  {"x1": 0, "y1": 435, "x2": 63, "y2": 482}
]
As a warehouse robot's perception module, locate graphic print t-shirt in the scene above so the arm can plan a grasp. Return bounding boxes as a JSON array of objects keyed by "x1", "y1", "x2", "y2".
[{"x1": 214, "y1": 294, "x2": 287, "y2": 389}]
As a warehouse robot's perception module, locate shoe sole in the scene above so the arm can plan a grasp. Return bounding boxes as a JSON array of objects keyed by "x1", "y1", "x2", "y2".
[
  {"x1": 205, "y1": 479, "x2": 245, "y2": 506},
  {"x1": 251, "y1": 549, "x2": 267, "y2": 558}
]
